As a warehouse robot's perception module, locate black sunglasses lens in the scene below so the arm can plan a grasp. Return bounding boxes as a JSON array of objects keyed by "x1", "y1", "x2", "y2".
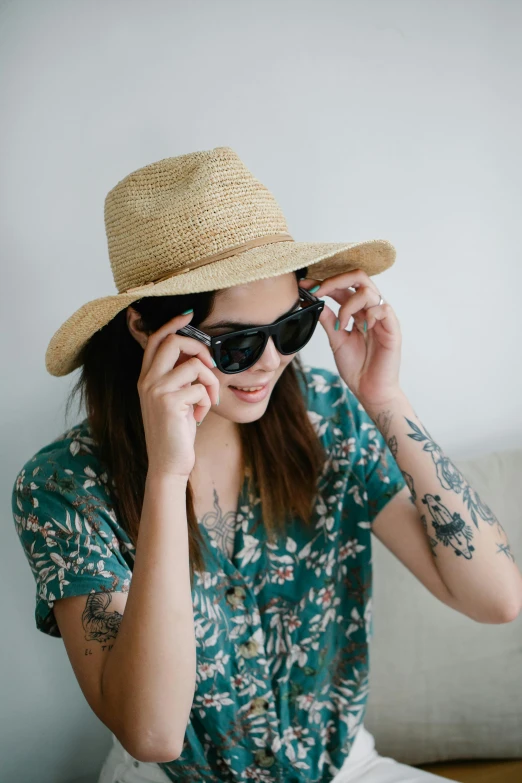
[
  {"x1": 279, "y1": 308, "x2": 317, "y2": 353},
  {"x1": 219, "y1": 333, "x2": 266, "y2": 372},
  {"x1": 217, "y1": 308, "x2": 318, "y2": 372}
]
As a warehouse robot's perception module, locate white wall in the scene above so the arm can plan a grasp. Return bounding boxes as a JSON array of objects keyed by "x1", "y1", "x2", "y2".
[{"x1": 1, "y1": 1, "x2": 521, "y2": 781}]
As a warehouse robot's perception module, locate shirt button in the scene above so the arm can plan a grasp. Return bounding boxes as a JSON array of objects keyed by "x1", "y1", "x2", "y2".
[{"x1": 133, "y1": 760, "x2": 140, "y2": 767}]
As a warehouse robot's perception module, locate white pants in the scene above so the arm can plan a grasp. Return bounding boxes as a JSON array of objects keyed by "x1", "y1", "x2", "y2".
[{"x1": 97, "y1": 723, "x2": 458, "y2": 783}]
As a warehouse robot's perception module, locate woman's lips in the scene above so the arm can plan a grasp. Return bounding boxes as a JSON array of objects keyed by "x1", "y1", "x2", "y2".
[{"x1": 229, "y1": 383, "x2": 270, "y2": 403}]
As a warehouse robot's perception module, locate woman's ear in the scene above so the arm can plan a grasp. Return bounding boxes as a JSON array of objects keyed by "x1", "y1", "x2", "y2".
[{"x1": 126, "y1": 306, "x2": 149, "y2": 350}]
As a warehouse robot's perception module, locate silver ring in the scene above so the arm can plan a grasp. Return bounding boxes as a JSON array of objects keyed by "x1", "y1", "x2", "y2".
[{"x1": 348, "y1": 286, "x2": 384, "y2": 306}]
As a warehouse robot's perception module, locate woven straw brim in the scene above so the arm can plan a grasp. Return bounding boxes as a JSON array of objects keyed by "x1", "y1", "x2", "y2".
[{"x1": 45, "y1": 238, "x2": 395, "y2": 377}]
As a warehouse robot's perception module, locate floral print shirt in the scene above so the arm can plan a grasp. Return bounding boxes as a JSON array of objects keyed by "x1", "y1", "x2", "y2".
[{"x1": 12, "y1": 364, "x2": 406, "y2": 783}]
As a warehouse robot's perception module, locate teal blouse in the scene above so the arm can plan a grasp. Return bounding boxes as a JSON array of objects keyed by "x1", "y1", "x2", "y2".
[{"x1": 12, "y1": 364, "x2": 406, "y2": 782}]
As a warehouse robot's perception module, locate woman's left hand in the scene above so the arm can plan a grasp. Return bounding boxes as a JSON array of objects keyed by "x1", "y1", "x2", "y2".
[{"x1": 300, "y1": 269, "x2": 403, "y2": 408}]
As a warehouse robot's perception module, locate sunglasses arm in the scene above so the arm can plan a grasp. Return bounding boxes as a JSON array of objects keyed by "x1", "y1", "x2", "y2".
[
  {"x1": 297, "y1": 285, "x2": 321, "y2": 305},
  {"x1": 175, "y1": 324, "x2": 211, "y2": 345}
]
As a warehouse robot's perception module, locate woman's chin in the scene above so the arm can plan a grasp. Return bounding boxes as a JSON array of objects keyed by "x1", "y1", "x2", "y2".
[{"x1": 215, "y1": 397, "x2": 271, "y2": 424}]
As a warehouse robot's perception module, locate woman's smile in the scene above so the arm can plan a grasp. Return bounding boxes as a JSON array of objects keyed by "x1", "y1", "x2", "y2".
[{"x1": 228, "y1": 381, "x2": 271, "y2": 403}]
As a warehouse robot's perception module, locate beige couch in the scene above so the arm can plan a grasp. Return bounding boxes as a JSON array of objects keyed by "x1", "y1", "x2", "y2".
[{"x1": 365, "y1": 447, "x2": 522, "y2": 782}]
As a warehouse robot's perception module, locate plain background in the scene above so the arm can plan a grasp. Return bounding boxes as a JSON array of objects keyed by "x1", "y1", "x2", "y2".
[{"x1": 2, "y1": 1, "x2": 521, "y2": 781}]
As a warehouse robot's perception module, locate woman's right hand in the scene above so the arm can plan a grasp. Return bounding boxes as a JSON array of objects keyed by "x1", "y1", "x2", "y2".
[{"x1": 137, "y1": 311, "x2": 220, "y2": 480}]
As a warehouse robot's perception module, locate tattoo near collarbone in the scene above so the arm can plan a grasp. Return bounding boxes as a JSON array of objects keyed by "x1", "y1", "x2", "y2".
[{"x1": 199, "y1": 487, "x2": 238, "y2": 560}]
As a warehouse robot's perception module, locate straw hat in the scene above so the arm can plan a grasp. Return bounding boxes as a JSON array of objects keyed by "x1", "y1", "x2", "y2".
[{"x1": 45, "y1": 145, "x2": 396, "y2": 377}]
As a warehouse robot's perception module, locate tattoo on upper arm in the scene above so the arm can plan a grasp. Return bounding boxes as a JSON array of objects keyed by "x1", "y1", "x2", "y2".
[{"x1": 82, "y1": 592, "x2": 123, "y2": 655}]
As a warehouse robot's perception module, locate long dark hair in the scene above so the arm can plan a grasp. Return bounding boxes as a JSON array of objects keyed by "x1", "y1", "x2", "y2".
[{"x1": 65, "y1": 267, "x2": 327, "y2": 587}]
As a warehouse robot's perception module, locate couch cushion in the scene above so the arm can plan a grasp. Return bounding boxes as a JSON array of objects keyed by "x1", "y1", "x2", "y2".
[
  {"x1": 416, "y1": 758, "x2": 522, "y2": 782},
  {"x1": 364, "y1": 447, "x2": 522, "y2": 764}
]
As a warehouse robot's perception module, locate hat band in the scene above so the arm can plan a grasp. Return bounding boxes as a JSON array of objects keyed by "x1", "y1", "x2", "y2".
[{"x1": 124, "y1": 232, "x2": 295, "y2": 294}]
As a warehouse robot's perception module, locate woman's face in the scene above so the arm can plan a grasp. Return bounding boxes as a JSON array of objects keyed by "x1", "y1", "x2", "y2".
[
  {"x1": 127, "y1": 272, "x2": 301, "y2": 425},
  {"x1": 198, "y1": 272, "x2": 299, "y2": 424}
]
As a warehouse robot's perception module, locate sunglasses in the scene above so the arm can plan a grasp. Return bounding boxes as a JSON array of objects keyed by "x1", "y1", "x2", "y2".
[{"x1": 175, "y1": 286, "x2": 324, "y2": 374}]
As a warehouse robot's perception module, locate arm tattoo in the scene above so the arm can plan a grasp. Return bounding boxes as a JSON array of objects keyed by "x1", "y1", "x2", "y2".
[
  {"x1": 422, "y1": 493, "x2": 475, "y2": 560},
  {"x1": 370, "y1": 404, "x2": 514, "y2": 563},
  {"x1": 403, "y1": 472, "x2": 416, "y2": 503},
  {"x1": 82, "y1": 592, "x2": 123, "y2": 649},
  {"x1": 497, "y1": 541, "x2": 515, "y2": 561},
  {"x1": 405, "y1": 417, "x2": 501, "y2": 528},
  {"x1": 371, "y1": 407, "x2": 394, "y2": 450},
  {"x1": 404, "y1": 416, "x2": 513, "y2": 562},
  {"x1": 371, "y1": 407, "x2": 415, "y2": 505}
]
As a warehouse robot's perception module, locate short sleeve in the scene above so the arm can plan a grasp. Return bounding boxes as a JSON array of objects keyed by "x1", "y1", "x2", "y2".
[
  {"x1": 301, "y1": 364, "x2": 406, "y2": 525},
  {"x1": 12, "y1": 458, "x2": 132, "y2": 638},
  {"x1": 346, "y1": 385, "x2": 407, "y2": 525}
]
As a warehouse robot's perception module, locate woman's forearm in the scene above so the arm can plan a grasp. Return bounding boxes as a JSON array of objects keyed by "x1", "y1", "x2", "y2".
[
  {"x1": 101, "y1": 472, "x2": 196, "y2": 762},
  {"x1": 363, "y1": 390, "x2": 522, "y2": 622}
]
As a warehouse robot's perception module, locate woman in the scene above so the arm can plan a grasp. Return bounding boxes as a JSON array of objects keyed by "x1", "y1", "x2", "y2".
[{"x1": 13, "y1": 146, "x2": 496, "y2": 782}]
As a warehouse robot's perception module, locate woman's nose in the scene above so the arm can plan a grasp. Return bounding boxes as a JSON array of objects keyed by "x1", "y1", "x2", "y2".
[{"x1": 257, "y1": 336, "x2": 281, "y2": 370}]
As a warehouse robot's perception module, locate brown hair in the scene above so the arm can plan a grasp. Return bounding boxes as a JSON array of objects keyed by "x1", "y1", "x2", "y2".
[{"x1": 65, "y1": 267, "x2": 327, "y2": 587}]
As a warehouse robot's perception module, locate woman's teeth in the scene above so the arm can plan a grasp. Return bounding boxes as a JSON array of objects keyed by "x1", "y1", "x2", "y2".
[{"x1": 231, "y1": 386, "x2": 264, "y2": 391}]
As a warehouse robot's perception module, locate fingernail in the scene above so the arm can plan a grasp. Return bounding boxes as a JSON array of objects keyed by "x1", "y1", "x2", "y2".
[
  {"x1": 309, "y1": 285, "x2": 321, "y2": 294},
  {"x1": 181, "y1": 308, "x2": 193, "y2": 315},
  {"x1": 335, "y1": 318, "x2": 340, "y2": 331},
  {"x1": 211, "y1": 358, "x2": 217, "y2": 367},
  {"x1": 363, "y1": 320, "x2": 367, "y2": 333}
]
